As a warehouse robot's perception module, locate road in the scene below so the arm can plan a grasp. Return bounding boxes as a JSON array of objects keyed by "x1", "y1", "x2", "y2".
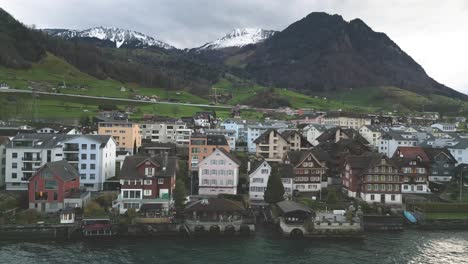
[{"x1": 0, "y1": 88, "x2": 234, "y2": 110}]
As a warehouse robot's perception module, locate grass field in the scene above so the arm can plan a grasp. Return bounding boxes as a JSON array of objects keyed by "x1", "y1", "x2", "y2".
[{"x1": 425, "y1": 212, "x2": 468, "y2": 220}]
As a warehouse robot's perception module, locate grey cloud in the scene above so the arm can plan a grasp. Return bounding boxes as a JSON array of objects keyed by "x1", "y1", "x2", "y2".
[{"x1": 0, "y1": 0, "x2": 467, "y2": 94}]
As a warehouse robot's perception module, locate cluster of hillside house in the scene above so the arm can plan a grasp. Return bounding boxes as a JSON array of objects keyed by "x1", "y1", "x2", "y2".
[{"x1": 0, "y1": 110, "x2": 466, "y2": 216}]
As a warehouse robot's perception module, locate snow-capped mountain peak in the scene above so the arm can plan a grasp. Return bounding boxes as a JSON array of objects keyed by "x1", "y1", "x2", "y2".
[
  {"x1": 44, "y1": 26, "x2": 174, "y2": 49},
  {"x1": 198, "y1": 28, "x2": 277, "y2": 50}
]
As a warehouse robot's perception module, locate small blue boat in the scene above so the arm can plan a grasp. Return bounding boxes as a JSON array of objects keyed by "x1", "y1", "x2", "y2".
[{"x1": 403, "y1": 211, "x2": 417, "y2": 224}]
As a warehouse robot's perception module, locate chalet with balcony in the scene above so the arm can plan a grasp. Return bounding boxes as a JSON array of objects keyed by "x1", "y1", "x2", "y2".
[
  {"x1": 343, "y1": 153, "x2": 402, "y2": 204},
  {"x1": 254, "y1": 129, "x2": 290, "y2": 162},
  {"x1": 391, "y1": 147, "x2": 430, "y2": 194},
  {"x1": 113, "y1": 154, "x2": 177, "y2": 214},
  {"x1": 284, "y1": 150, "x2": 329, "y2": 193},
  {"x1": 28, "y1": 160, "x2": 81, "y2": 213},
  {"x1": 422, "y1": 147, "x2": 457, "y2": 183}
]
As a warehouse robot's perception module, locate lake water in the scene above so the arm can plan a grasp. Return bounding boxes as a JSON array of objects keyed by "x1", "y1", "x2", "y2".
[{"x1": 0, "y1": 229, "x2": 467, "y2": 264}]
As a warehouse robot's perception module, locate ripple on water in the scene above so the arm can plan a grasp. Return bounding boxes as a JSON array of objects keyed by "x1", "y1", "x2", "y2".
[{"x1": 0, "y1": 230, "x2": 467, "y2": 264}]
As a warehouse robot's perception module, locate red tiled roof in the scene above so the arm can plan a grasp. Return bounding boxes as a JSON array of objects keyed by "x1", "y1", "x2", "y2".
[{"x1": 393, "y1": 147, "x2": 430, "y2": 161}]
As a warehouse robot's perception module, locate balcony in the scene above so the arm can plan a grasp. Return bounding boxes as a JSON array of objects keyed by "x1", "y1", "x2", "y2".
[
  {"x1": 63, "y1": 144, "x2": 79, "y2": 152},
  {"x1": 64, "y1": 154, "x2": 79, "y2": 162},
  {"x1": 22, "y1": 156, "x2": 41, "y2": 162},
  {"x1": 21, "y1": 166, "x2": 36, "y2": 172}
]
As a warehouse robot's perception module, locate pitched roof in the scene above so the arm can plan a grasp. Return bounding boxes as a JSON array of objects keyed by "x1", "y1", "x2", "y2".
[
  {"x1": 316, "y1": 127, "x2": 369, "y2": 145},
  {"x1": 40, "y1": 160, "x2": 80, "y2": 181},
  {"x1": 346, "y1": 152, "x2": 386, "y2": 170},
  {"x1": 216, "y1": 148, "x2": 241, "y2": 165},
  {"x1": 277, "y1": 200, "x2": 312, "y2": 214},
  {"x1": 253, "y1": 129, "x2": 287, "y2": 144},
  {"x1": 392, "y1": 147, "x2": 430, "y2": 161},
  {"x1": 422, "y1": 147, "x2": 456, "y2": 163},
  {"x1": 119, "y1": 154, "x2": 177, "y2": 179},
  {"x1": 184, "y1": 198, "x2": 245, "y2": 212}
]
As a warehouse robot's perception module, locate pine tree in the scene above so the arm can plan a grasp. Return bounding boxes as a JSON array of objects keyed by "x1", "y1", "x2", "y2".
[
  {"x1": 173, "y1": 179, "x2": 187, "y2": 211},
  {"x1": 264, "y1": 170, "x2": 285, "y2": 204}
]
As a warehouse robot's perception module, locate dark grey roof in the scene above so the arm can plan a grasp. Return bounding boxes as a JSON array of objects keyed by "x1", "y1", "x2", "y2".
[
  {"x1": 119, "y1": 154, "x2": 177, "y2": 179},
  {"x1": 6, "y1": 134, "x2": 112, "y2": 149},
  {"x1": 253, "y1": 129, "x2": 287, "y2": 144},
  {"x1": 277, "y1": 200, "x2": 312, "y2": 214},
  {"x1": 41, "y1": 160, "x2": 80, "y2": 181},
  {"x1": 206, "y1": 135, "x2": 228, "y2": 146},
  {"x1": 184, "y1": 198, "x2": 245, "y2": 212}
]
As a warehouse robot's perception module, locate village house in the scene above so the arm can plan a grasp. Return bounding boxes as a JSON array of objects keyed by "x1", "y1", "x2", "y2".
[
  {"x1": 198, "y1": 148, "x2": 240, "y2": 196},
  {"x1": 28, "y1": 160, "x2": 86, "y2": 213},
  {"x1": 0, "y1": 136, "x2": 10, "y2": 187},
  {"x1": 248, "y1": 160, "x2": 271, "y2": 202},
  {"x1": 431, "y1": 123, "x2": 457, "y2": 132},
  {"x1": 343, "y1": 153, "x2": 402, "y2": 204},
  {"x1": 422, "y1": 147, "x2": 457, "y2": 182},
  {"x1": 302, "y1": 124, "x2": 329, "y2": 146},
  {"x1": 284, "y1": 150, "x2": 329, "y2": 193},
  {"x1": 113, "y1": 154, "x2": 177, "y2": 214},
  {"x1": 139, "y1": 117, "x2": 192, "y2": 146},
  {"x1": 254, "y1": 129, "x2": 290, "y2": 162},
  {"x1": 359, "y1": 125, "x2": 385, "y2": 149},
  {"x1": 98, "y1": 119, "x2": 141, "y2": 154},
  {"x1": 391, "y1": 147, "x2": 431, "y2": 194},
  {"x1": 246, "y1": 122, "x2": 290, "y2": 153},
  {"x1": 5, "y1": 134, "x2": 116, "y2": 191},
  {"x1": 193, "y1": 111, "x2": 216, "y2": 128},
  {"x1": 189, "y1": 134, "x2": 230, "y2": 171},
  {"x1": 322, "y1": 111, "x2": 371, "y2": 129},
  {"x1": 377, "y1": 131, "x2": 418, "y2": 157}
]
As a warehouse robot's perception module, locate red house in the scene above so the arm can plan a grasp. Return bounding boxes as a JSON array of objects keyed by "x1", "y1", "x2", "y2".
[
  {"x1": 113, "y1": 154, "x2": 177, "y2": 214},
  {"x1": 28, "y1": 160, "x2": 81, "y2": 213}
]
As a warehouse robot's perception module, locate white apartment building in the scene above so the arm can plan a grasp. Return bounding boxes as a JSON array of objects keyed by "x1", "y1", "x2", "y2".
[
  {"x1": 359, "y1": 125, "x2": 384, "y2": 149},
  {"x1": 5, "y1": 134, "x2": 115, "y2": 191},
  {"x1": 140, "y1": 119, "x2": 192, "y2": 145},
  {"x1": 302, "y1": 124, "x2": 329, "y2": 146},
  {"x1": 322, "y1": 112, "x2": 371, "y2": 129},
  {"x1": 248, "y1": 160, "x2": 271, "y2": 201},
  {"x1": 0, "y1": 137, "x2": 10, "y2": 187},
  {"x1": 431, "y1": 123, "x2": 457, "y2": 132},
  {"x1": 377, "y1": 132, "x2": 418, "y2": 157}
]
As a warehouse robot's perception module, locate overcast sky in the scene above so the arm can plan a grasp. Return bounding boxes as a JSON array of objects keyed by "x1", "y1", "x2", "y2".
[{"x1": 1, "y1": 0, "x2": 467, "y2": 95}]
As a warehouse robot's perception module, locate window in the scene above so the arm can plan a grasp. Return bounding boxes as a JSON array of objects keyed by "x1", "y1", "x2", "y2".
[
  {"x1": 202, "y1": 169, "x2": 209, "y2": 175},
  {"x1": 81, "y1": 144, "x2": 87, "y2": 150},
  {"x1": 45, "y1": 180, "x2": 57, "y2": 190},
  {"x1": 211, "y1": 160, "x2": 217, "y2": 165},
  {"x1": 158, "y1": 178, "x2": 164, "y2": 184},
  {"x1": 53, "y1": 192, "x2": 58, "y2": 200},
  {"x1": 12, "y1": 153, "x2": 17, "y2": 159},
  {"x1": 91, "y1": 144, "x2": 96, "y2": 150},
  {"x1": 417, "y1": 168, "x2": 426, "y2": 174},
  {"x1": 370, "y1": 195, "x2": 375, "y2": 201},
  {"x1": 219, "y1": 170, "x2": 225, "y2": 175},
  {"x1": 81, "y1": 164, "x2": 87, "y2": 170},
  {"x1": 144, "y1": 189, "x2": 152, "y2": 196},
  {"x1": 391, "y1": 195, "x2": 396, "y2": 201},
  {"x1": 252, "y1": 178, "x2": 263, "y2": 183},
  {"x1": 145, "y1": 167, "x2": 154, "y2": 176},
  {"x1": 91, "y1": 154, "x2": 96, "y2": 160},
  {"x1": 144, "y1": 179, "x2": 152, "y2": 185},
  {"x1": 12, "y1": 173, "x2": 17, "y2": 179},
  {"x1": 211, "y1": 179, "x2": 217, "y2": 185},
  {"x1": 81, "y1": 154, "x2": 87, "y2": 160},
  {"x1": 403, "y1": 167, "x2": 411, "y2": 173},
  {"x1": 261, "y1": 169, "x2": 269, "y2": 174},
  {"x1": 227, "y1": 180, "x2": 233, "y2": 185},
  {"x1": 90, "y1": 164, "x2": 96, "y2": 170},
  {"x1": 80, "y1": 174, "x2": 86, "y2": 180},
  {"x1": 12, "y1": 163, "x2": 17, "y2": 169},
  {"x1": 219, "y1": 160, "x2": 225, "y2": 165},
  {"x1": 416, "y1": 185, "x2": 423, "y2": 191},
  {"x1": 227, "y1": 170, "x2": 233, "y2": 175},
  {"x1": 210, "y1": 169, "x2": 217, "y2": 175},
  {"x1": 90, "y1": 174, "x2": 96, "y2": 180},
  {"x1": 202, "y1": 179, "x2": 209, "y2": 185}
]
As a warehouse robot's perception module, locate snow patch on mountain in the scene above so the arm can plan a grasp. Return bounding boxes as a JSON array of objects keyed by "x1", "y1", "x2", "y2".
[
  {"x1": 198, "y1": 28, "x2": 276, "y2": 50},
  {"x1": 45, "y1": 26, "x2": 174, "y2": 49}
]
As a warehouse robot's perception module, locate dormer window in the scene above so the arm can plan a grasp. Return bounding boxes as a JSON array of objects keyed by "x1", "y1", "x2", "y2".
[{"x1": 145, "y1": 167, "x2": 154, "y2": 176}]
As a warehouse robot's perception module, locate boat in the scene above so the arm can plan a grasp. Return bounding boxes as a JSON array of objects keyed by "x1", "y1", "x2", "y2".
[{"x1": 403, "y1": 211, "x2": 417, "y2": 224}]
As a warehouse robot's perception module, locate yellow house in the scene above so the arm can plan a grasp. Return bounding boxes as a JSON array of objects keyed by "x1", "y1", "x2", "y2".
[{"x1": 98, "y1": 120, "x2": 141, "y2": 153}]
